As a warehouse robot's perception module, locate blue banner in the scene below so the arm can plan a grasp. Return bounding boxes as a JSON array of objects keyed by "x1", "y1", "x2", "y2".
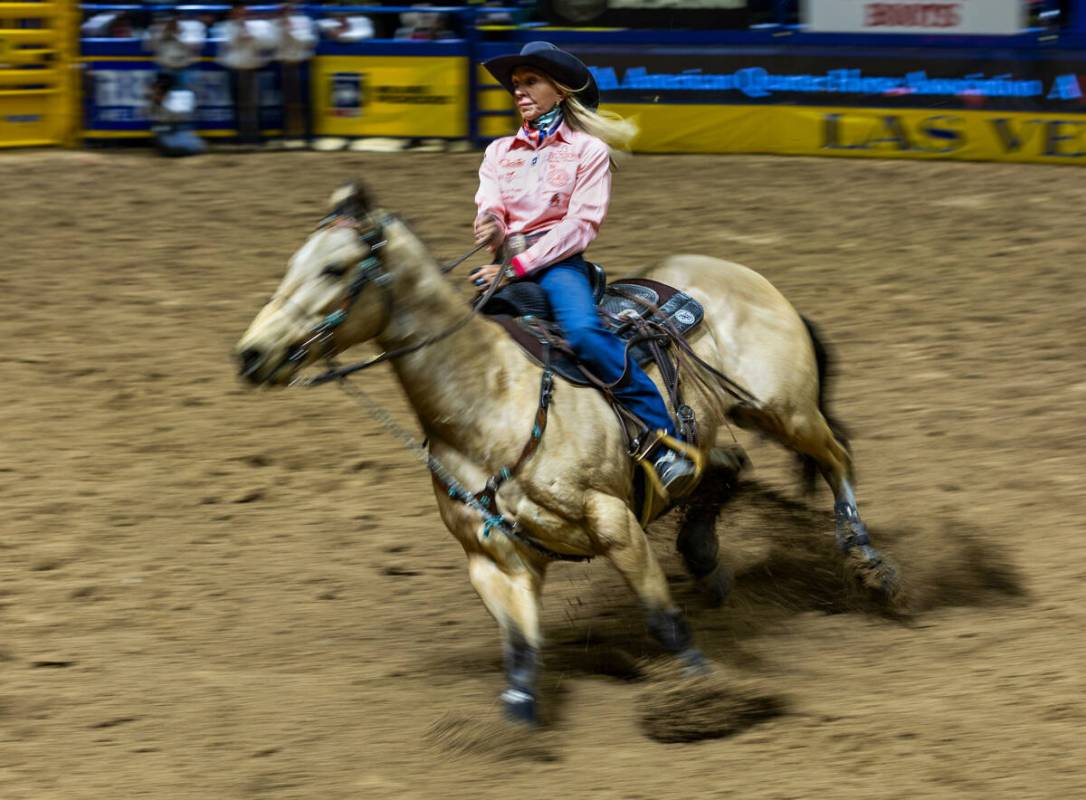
[{"x1": 566, "y1": 47, "x2": 1086, "y2": 113}]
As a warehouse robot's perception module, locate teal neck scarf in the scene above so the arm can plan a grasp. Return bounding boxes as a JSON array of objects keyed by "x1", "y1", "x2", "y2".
[
  {"x1": 530, "y1": 105, "x2": 563, "y2": 131},
  {"x1": 523, "y1": 105, "x2": 564, "y2": 147}
]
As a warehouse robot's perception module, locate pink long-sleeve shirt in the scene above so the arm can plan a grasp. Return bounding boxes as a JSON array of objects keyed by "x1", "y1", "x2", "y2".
[{"x1": 474, "y1": 121, "x2": 611, "y2": 278}]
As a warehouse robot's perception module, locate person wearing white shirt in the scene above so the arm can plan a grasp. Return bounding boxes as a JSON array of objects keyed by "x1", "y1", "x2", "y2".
[
  {"x1": 316, "y1": 2, "x2": 375, "y2": 43},
  {"x1": 146, "y1": 15, "x2": 206, "y2": 76},
  {"x1": 274, "y1": 2, "x2": 318, "y2": 147},
  {"x1": 145, "y1": 13, "x2": 208, "y2": 156},
  {"x1": 216, "y1": 3, "x2": 276, "y2": 145}
]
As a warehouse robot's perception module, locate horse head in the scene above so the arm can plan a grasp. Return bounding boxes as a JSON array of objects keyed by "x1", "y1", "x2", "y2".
[{"x1": 235, "y1": 182, "x2": 394, "y2": 386}]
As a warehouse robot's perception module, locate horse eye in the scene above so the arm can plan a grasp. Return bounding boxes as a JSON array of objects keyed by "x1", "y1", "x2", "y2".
[{"x1": 322, "y1": 263, "x2": 348, "y2": 278}]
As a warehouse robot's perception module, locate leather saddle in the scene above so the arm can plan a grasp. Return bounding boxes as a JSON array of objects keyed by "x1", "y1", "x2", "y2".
[
  {"x1": 480, "y1": 263, "x2": 708, "y2": 526},
  {"x1": 480, "y1": 264, "x2": 705, "y2": 387}
]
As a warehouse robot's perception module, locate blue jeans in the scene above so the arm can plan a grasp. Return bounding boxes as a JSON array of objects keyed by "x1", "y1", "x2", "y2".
[{"x1": 533, "y1": 254, "x2": 676, "y2": 438}]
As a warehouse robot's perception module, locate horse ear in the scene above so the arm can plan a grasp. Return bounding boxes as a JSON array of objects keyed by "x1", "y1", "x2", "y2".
[{"x1": 329, "y1": 181, "x2": 377, "y2": 219}]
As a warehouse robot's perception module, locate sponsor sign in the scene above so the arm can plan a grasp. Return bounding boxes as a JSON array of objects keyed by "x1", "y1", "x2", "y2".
[
  {"x1": 606, "y1": 102, "x2": 1086, "y2": 164},
  {"x1": 312, "y1": 56, "x2": 467, "y2": 138},
  {"x1": 586, "y1": 43, "x2": 1086, "y2": 163},
  {"x1": 802, "y1": 0, "x2": 1026, "y2": 35},
  {"x1": 330, "y1": 72, "x2": 363, "y2": 118},
  {"x1": 584, "y1": 49, "x2": 1086, "y2": 114}
]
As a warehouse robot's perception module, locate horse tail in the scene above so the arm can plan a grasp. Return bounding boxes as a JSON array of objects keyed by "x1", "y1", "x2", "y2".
[{"x1": 797, "y1": 314, "x2": 852, "y2": 493}]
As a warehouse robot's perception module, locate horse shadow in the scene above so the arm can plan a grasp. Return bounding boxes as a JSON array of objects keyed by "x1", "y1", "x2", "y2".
[
  {"x1": 706, "y1": 479, "x2": 1025, "y2": 614},
  {"x1": 542, "y1": 478, "x2": 1027, "y2": 683}
]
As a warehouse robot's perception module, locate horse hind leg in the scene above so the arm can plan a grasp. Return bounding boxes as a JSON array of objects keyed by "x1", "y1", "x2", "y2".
[
  {"x1": 788, "y1": 413, "x2": 876, "y2": 553},
  {"x1": 783, "y1": 410, "x2": 901, "y2": 598}
]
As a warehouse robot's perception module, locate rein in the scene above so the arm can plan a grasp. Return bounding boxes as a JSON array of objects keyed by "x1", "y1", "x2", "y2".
[
  {"x1": 440, "y1": 240, "x2": 489, "y2": 274},
  {"x1": 326, "y1": 354, "x2": 590, "y2": 564}
]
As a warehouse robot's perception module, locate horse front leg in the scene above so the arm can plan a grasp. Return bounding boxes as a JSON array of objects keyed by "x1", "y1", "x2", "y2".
[
  {"x1": 433, "y1": 479, "x2": 547, "y2": 723},
  {"x1": 587, "y1": 492, "x2": 707, "y2": 674},
  {"x1": 466, "y1": 553, "x2": 545, "y2": 724}
]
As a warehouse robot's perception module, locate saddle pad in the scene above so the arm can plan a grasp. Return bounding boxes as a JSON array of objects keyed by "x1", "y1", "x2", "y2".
[{"x1": 489, "y1": 278, "x2": 705, "y2": 387}]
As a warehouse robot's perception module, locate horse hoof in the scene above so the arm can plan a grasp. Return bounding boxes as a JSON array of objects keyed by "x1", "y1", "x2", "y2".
[
  {"x1": 502, "y1": 688, "x2": 538, "y2": 724},
  {"x1": 845, "y1": 546, "x2": 905, "y2": 610},
  {"x1": 836, "y1": 522, "x2": 873, "y2": 553},
  {"x1": 695, "y1": 564, "x2": 732, "y2": 608}
]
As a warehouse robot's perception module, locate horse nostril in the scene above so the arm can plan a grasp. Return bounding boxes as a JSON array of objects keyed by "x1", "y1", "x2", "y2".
[{"x1": 238, "y1": 348, "x2": 263, "y2": 379}]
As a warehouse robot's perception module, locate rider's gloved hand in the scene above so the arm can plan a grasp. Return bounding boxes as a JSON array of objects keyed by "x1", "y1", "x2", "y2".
[{"x1": 473, "y1": 214, "x2": 504, "y2": 252}]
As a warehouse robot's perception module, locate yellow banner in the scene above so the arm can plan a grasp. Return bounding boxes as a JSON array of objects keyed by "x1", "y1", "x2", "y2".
[
  {"x1": 606, "y1": 103, "x2": 1086, "y2": 165},
  {"x1": 312, "y1": 55, "x2": 467, "y2": 138},
  {"x1": 0, "y1": 1, "x2": 79, "y2": 148}
]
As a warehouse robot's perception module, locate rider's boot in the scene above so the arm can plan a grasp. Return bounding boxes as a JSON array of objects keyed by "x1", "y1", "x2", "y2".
[
  {"x1": 639, "y1": 431, "x2": 703, "y2": 502},
  {"x1": 652, "y1": 446, "x2": 700, "y2": 499}
]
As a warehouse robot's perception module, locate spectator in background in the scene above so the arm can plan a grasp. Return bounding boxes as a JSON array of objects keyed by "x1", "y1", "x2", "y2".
[
  {"x1": 84, "y1": 0, "x2": 160, "y2": 37},
  {"x1": 82, "y1": 10, "x2": 121, "y2": 37},
  {"x1": 316, "y1": 2, "x2": 376, "y2": 42},
  {"x1": 149, "y1": 72, "x2": 208, "y2": 156},
  {"x1": 82, "y1": 10, "x2": 137, "y2": 38},
  {"x1": 274, "y1": 2, "x2": 318, "y2": 148},
  {"x1": 146, "y1": 11, "x2": 206, "y2": 89},
  {"x1": 395, "y1": 6, "x2": 456, "y2": 40},
  {"x1": 145, "y1": 11, "x2": 208, "y2": 156},
  {"x1": 217, "y1": 3, "x2": 276, "y2": 146}
]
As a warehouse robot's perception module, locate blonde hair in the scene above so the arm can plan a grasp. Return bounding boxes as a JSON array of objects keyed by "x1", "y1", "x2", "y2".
[
  {"x1": 560, "y1": 93, "x2": 638, "y2": 164},
  {"x1": 551, "y1": 79, "x2": 638, "y2": 164}
]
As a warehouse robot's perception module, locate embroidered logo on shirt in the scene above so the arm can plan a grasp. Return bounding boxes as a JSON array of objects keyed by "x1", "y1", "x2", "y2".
[{"x1": 546, "y1": 169, "x2": 571, "y2": 187}]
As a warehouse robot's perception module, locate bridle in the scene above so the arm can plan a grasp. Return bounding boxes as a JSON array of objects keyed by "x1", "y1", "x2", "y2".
[
  {"x1": 287, "y1": 208, "x2": 493, "y2": 386},
  {"x1": 283, "y1": 210, "x2": 395, "y2": 374}
]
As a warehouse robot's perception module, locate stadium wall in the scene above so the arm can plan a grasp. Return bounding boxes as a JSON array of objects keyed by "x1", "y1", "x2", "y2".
[{"x1": 75, "y1": 4, "x2": 1086, "y2": 165}]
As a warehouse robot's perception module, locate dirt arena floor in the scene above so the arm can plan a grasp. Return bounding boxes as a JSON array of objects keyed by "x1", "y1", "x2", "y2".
[{"x1": 1, "y1": 147, "x2": 1084, "y2": 800}]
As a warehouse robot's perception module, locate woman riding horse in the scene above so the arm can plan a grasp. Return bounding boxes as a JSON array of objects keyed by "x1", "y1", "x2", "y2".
[
  {"x1": 234, "y1": 48, "x2": 898, "y2": 725},
  {"x1": 471, "y1": 42, "x2": 699, "y2": 498}
]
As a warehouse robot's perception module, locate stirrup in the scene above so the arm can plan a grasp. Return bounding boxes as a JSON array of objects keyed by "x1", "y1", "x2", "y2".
[{"x1": 634, "y1": 430, "x2": 705, "y2": 524}]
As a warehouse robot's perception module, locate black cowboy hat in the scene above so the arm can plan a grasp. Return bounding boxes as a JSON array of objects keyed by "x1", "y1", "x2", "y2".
[{"x1": 484, "y1": 41, "x2": 600, "y2": 110}]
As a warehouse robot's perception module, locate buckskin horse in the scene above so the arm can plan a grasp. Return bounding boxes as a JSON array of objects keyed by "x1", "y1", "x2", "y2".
[{"x1": 234, "y1": 183, "x2": 897, "y2": 723}]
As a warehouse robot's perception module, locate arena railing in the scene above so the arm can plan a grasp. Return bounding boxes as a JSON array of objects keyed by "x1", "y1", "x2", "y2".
[{"x1": 78, "y1": 2, "x2": 1086, "y2": 148}]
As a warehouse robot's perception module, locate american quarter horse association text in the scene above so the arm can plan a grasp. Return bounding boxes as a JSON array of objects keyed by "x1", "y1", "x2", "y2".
[{"x1": 234, "y1": 183, "x2": 899, "y2": 724}]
